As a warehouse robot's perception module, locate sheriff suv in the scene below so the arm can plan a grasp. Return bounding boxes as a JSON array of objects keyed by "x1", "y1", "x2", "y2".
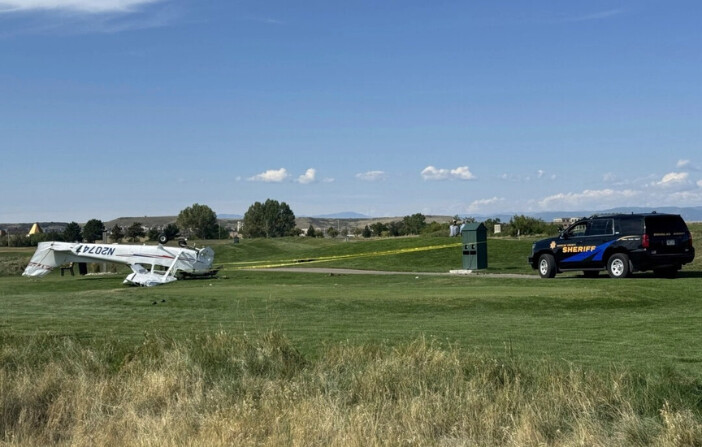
[{"x1": 528, "y1": 213, "x2": 695, "y2": 278}]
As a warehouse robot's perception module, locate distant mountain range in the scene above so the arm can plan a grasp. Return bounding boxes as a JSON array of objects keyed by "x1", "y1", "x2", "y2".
[
  {"x1": 218, "y1": 212, "x2": 370, "y2": 220},
  {"x1": 311, "y1": 212, "x2": 370, "y2": 219},
  {"x1": 469, "y1": 206, "x2": 702, "y2": 223},
  {"x1": 217, "y1": 214, "x2": 243, "y2": 220}
]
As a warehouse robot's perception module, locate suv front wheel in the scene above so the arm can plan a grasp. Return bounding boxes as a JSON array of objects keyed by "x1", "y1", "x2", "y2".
[
  {"x1": 538, "y1": 254, "x2": 557, "y2": 278},
  {"x1": 607, "y1": 253, "x2": 631, "y2": 278}
]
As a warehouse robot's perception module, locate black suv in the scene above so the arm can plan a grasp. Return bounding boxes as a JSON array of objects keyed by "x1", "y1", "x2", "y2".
[{"x1": 528, "y1": 213, "x2": 695, "y2": 278}]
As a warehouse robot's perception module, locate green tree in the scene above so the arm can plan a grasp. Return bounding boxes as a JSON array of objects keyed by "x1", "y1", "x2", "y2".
[
  {"x1": 177, "y1": 203, "x2": 218, "y2": 239},
  {"x1": 110, "y1": 224, "x2": 124, "y2": 243},
  {"x1": 147, "y1": 228, "x2": 160, "y2": 241},
  {"x1": 82, "y1": 219, "x2": 105, "y2": 243},
  {"x1": 63, "y1": 222, "x2": 82, "y2": 242},
  {"x1": 402, "y1": 213, "x2": 427, "y2": 235},
  {"x1": 508, "y1": 215, "x2": 557, "y2": 237},
  {"x1": 421, "y1": 221, "x2": 446, "y2": 235},
  {"x1": 242, "y1": 199, "x2": 296, "y2": 238},
  {"x1": 388, "y1": 221, "x2": 404, "y2": 237},
  {"x1": 327, "y1": 227, "x2": 339, "y2": 238},
  {"x1": 370, "y1": 222, "x2": 388, "y2": 237},
  {"x1": 126, "y1": 222, "x2": 146, "y2": 242},
  {"x1": 306, "y1": 225, "x2": 317, "y2": 238},
  {"x1": 162, "y1": 223, "x2": 181, "y2": 241},
  {"x1": 362, "y1": 225, "x2": 372, "y2": 238}
]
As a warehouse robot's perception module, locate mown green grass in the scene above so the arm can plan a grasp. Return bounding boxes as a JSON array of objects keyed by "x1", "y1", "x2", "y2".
[
  {"x1": 1, "y1": 225, "x2": 700, "y2": 375},
  {"x1": 212, "y1": 235, "x2": 537, "y2": 273},
  {"x1": 3, "y1": 267, "x2": 702, "y2": 378}
]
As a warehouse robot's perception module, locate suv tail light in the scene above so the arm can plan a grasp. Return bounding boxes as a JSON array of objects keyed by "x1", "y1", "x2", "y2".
[
  {"x1": 642, "y1": 233, "x2": 650, "y2": 249},
  {"x1": 687, "y1": 231, "x2": 693, "y2": 248}
]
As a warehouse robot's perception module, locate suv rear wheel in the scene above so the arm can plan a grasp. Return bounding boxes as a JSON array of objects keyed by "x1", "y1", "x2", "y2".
[
  {"x1": 538, "y1": 254, "x2": 557, "y2": 278},
  {"x1": 607, "y1": 253, "x2": 631, "y2": 278}
]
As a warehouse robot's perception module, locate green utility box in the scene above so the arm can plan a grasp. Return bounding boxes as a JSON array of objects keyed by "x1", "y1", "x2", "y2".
[{"x1": 461, "y1": 222, "x2": 488, "y2": 270}]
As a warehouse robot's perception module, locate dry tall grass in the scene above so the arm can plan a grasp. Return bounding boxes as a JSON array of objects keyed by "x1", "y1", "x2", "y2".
[{"x1": 1, "y1": 331, "x2": 700, "y2": 446}]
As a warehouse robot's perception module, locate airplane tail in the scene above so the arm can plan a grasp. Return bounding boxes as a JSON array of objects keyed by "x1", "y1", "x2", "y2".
[{"x1": 22, "y1": 242, "x2": 70, "y2": 277}]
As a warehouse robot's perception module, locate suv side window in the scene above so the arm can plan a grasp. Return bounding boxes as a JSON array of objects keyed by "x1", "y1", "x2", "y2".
[
  {"x1": 587, "y1": 219, "x2": 613, "y2": 236},
  {"x1": 616, "y1": 218, "x2": 643, "y2": 235},
  {"x1": 566, "y1": 222, "x2": 588, "y2": 237}
]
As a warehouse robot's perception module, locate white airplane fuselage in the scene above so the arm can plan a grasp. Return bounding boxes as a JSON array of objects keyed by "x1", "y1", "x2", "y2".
[{"x1": 23, "y1": 241, "x2": 215, "y2": 286}]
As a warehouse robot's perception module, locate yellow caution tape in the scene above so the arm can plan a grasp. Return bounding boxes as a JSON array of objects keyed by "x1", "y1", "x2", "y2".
[{"x1": 224, "y1": 242, "x2": 461, "y2": 270}]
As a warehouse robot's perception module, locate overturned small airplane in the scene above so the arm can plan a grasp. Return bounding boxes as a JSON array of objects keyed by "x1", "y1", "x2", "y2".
[{"x1": 23, "y1": 241, "x2": 216, "y2": 287}]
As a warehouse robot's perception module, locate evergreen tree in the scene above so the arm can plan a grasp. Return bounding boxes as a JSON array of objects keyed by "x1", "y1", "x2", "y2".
[
  {"x1": 83, "y1": 219, "x2": 105, "y2": 243},
  {"x1": 306, "y1": 225, "x2": 316, "y2": 238},
  {"x1": 110, "y1": 224, "x2": 124, "y2": 243},
  {"x1": 126, "y1": 222, "x2": 146, "y2": 242},
  {"x1": 63, "y1": 222, "x2": 82, "y2": 242}
]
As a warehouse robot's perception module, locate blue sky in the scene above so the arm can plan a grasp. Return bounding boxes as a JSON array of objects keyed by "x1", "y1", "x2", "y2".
[{"x1": 1, "y1": 0, "x2": 700, "y2": 222}]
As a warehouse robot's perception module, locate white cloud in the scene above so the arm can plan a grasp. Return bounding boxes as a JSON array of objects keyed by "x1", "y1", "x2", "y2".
[
  {"x1": 451, "y1": 166, "x2": 476, "y2": 180},
  {"x1": 467, "y1": 197, "x2": 504, "y2": 213},
  {"x1": 356, "y1": 170, "x2": 386, "y2": 182},
  {"x1": 0, "y1": 0, "x2": 162, "y2": 13},
  {"x1": 677, "y1": 159, "x2": 691, "y2": 169},
  {"x1": 653, "y1": 172, "x2": 690, "y2": 188},
  {"x1": 248, "y1": 168, "x2": 289, "y2": 183},
  {"x1": 421, "y1": 166, "x2": 449, "y2": 180},
  {"x1": 537, "y1": 188, "x2": 639, "y2": 210},
  {"x1": 554, "y1": 9, "x2": 623, "y2": 23},
  {"x1": 536, "y1": 169, "x2": 544, "y2": 179},
  {"x1": 421, "y1": 165, "x2": 475, "y2": 181},
  {"x1": 296, "y1": 168, "x2": 316, "y2": 184}
]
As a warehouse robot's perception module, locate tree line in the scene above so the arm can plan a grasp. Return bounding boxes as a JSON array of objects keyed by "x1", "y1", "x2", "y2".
[{"x1": 2, "y1": 200, "x2": 562, "y2": 247}]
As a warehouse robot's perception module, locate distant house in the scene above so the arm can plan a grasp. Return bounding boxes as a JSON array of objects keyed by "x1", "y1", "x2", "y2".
[{"x1": 552, "y1": 217, "x2": 579, "y2": 227}]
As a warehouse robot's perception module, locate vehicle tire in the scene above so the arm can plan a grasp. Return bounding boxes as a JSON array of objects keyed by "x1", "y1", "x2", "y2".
[
  {"x1": 583, "y1": 271, "x2": 600, "y2": 278},
  {"x1": 538, "y1": 254, "x2": 557, "y2": 278},
  {"x1": 178, "y1": 239, "x2": 188, "y2": 248},
  {"x1": 158, "y1": 234, "x2": 169, "y2": 244},
  {"x1": 607, "y1": 253, "x2": 631, "y2": 278}
]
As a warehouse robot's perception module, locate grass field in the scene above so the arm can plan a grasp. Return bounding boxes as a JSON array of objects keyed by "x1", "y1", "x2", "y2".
[{"x1": 1, "y1": 227, "x2": 701, "y2": 445}]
